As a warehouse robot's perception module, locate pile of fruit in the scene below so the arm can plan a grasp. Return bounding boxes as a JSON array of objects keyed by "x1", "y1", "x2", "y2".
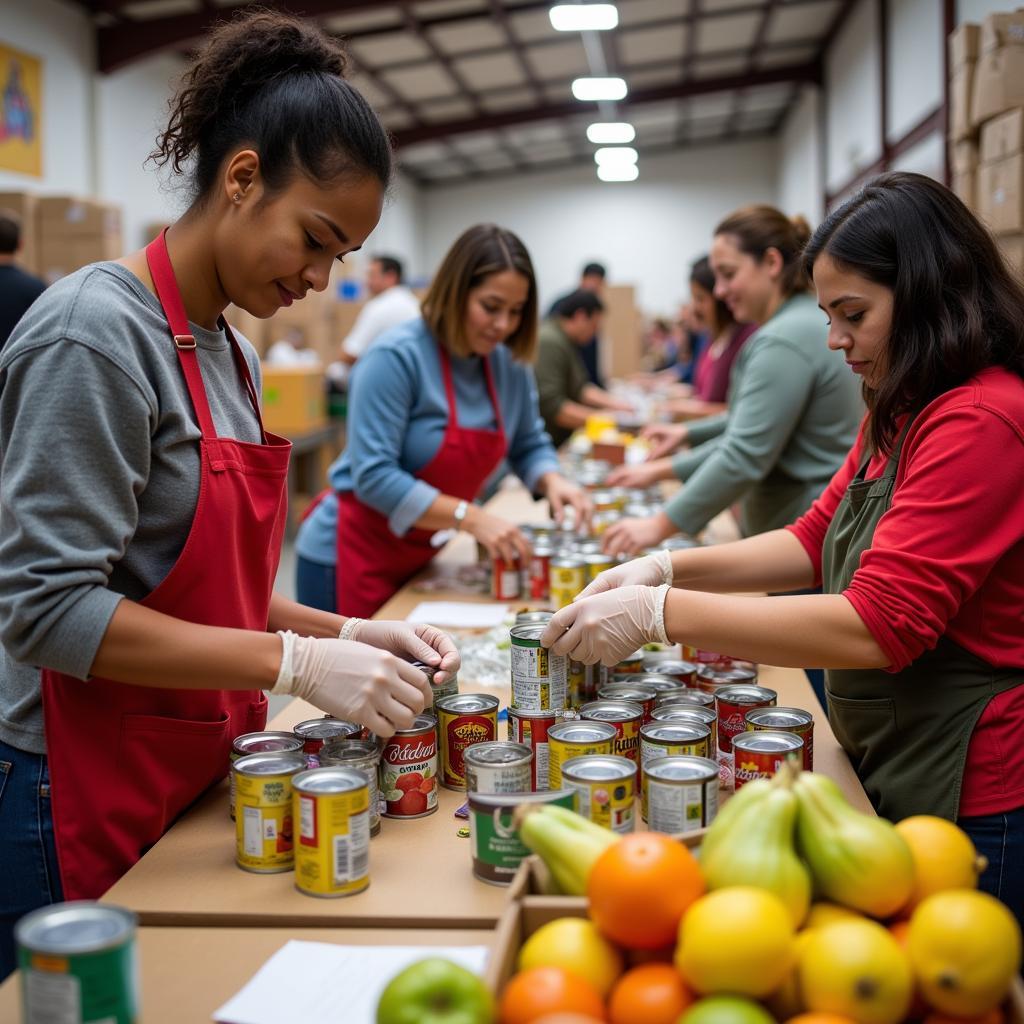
[{"x1": 377, "y1": 765, "x2": 1022, "y2": 1024}]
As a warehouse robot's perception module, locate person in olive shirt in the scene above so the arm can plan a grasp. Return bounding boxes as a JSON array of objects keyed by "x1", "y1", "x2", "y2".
[
  {"x1": 0, "y1": 210, "x2": 46, "y2": 350},
  {"x1": 534, "y1": 289, "x2": 633, "y2": 446}
]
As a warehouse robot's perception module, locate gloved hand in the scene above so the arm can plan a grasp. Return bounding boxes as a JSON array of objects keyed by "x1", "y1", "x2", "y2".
[
  {"x1": 341, "y1": 618, "x2": 461, "y2": 683},
  {"x1": 271, "y1": 632, "x2": 433, "y2": 737},
  {"x1": 541, "y1": 585, "x2": 671, "y2": 666},
  {"x1": 576, "y1": 550, "x2": 673, "y2": 601}
]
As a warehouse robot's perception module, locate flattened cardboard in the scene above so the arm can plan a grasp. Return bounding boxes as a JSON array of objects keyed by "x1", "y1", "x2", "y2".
[
  {"x1": 951, "y1": 138, "x2": 979, "y2": 175},
  {"x1": 981, "y1": 10, "x2": 1024, "y2": 54},
  {"x1": 972, "y1": 46, "x2": 1024, "y2": 128},
  {"x1": 978, "y1": 153, "x2": 1024, "y2": 234},
  {"x1": 951, "y1": 64, "x2": 976, "y2": 142},
  {"x1": 981, "y1": 107, "x2": 1024, "y2": 161},
  {"x1": 950, "y1": 22, "x2": 980, "y2": 67}
]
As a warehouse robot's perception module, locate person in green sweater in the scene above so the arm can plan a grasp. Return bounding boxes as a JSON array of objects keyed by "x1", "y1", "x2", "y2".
[{"x1": 605, "y1": 205, "x2": 863, "y2": 554}]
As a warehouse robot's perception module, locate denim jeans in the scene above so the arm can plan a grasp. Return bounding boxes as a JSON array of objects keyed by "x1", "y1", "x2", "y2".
[
  {"x1": 0, "y1": 739, "x2": 63, "y2": 982},
  {"x1": 958, "y1": 804, "x2": 1024, "y2": 933},
  {"x1": 296, "y1": 555, "x2": 337, "y2": 614}
]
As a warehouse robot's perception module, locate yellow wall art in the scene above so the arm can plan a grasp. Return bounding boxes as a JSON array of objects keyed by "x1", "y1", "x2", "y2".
[{"x1": 0, "y1": 42, "x2": 43, "y2": 177}]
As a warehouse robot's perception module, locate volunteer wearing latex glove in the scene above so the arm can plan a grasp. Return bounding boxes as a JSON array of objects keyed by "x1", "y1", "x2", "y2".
[
  {"x1": 575, "y1": 550, "x2": 672, "y2": 599},
  {"x1": 338, "y1": 616, "x2": 461, "y2": 683}
]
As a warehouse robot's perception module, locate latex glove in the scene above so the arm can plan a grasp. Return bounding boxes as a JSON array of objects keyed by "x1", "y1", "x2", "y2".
[
  {"x1": 576, "y1": 550, "x2": 672, "y2": 600},
  {"x1": 271, "y1": 631, "x2": 432, "y2": 738},
  {"x1": 541, "y1": 585, "x2": 671, "y2": 666},
  {"x1": 541, "y1": 473, "x2": 593, "y2": 533},
  {"x1": 341, "y1": 618, "x2": 461, "y2": 684},
  {"x1": 602, "y1": 512, "x2": 676, "y2": 557}
]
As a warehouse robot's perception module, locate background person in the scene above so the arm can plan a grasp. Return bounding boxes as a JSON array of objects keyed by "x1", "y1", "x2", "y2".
[
  {"x1": 549, "y1": 261, "x2": 607, "y2": 387},
  {"x1": 0, "y1": 209, "x2": 46, "y2": 350},
  {"x1": 338, "y1": 253, "x2": 420, "y2": 368}
]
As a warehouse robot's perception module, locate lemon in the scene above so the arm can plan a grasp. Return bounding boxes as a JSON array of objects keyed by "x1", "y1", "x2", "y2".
[
  {"x1": 675, "y1": 886, "x2": 795, "y2": 998},
  {"x1": 906, "y1": 889, "x2": 1022, "y2": 1017},
  {"x1": 517, "y1": 916, "x2": 623, "y2": 998},
  {"x1": 894, "y1": 816, "x2": 987, "y2": 911},
  {"x1": 766, "y1": 930, "x2": 816, "y2": 1020},
  {"x1": 798, "y1": 919, "x2": 912, "y2": 1024}
]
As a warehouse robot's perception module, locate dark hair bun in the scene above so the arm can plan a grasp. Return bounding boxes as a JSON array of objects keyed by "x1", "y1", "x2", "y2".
[{"x1": 790, "y1": 214, "x2": 812, "y2": 250}]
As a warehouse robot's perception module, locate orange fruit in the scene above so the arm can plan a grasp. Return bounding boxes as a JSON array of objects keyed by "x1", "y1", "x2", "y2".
[
  {"x1": 785, "y1": 1015, "x2": 858, "y2": 1024},
  {"x1": 608, "y1": 963, "x2": 693, "y2": 1024},
  {"x1": 888, "y1": 920, "x2": 929, "y2": 1020},
  {"x1": 499, "y1": 966, "x2": 606, "y2": 1024},
  {"x1": 588, "y1": 834, "x2": 705, "y2": 949},
  {"x1": 923, "y1": 1012, "x2": 1004, "y2": 1024}
]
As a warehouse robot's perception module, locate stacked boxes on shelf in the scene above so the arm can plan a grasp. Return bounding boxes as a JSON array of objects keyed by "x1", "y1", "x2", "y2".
[
  {"x1": 36, "y1": 197, "x2": 123, "y2": 283},
  {"x1": 0, "y1": 191, "x2": 39, "y2": 273}
]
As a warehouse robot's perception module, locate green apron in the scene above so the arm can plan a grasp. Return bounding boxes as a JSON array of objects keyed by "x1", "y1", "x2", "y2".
[{"x1": 822, "y1": 424, "x2": 1022, "y2": 821}]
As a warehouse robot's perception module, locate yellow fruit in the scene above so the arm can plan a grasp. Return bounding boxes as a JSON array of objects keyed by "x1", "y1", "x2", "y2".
[
  {"x1": 894, "y1": 816, "x2": 987, "y2": 912},
  {"x1": 675, "y1": 886, "x2": 796, "y2": 998},
  {"x1": 518, "y1": 916, "x2": 624, "y2": 999},
  {"x1": 766, "y1": 930, "x2": 815, "y2": 1021},
  {"x1": 798, "y1": 919, "x2": 913, "y2": 1024},
  {"x1": 803, "y1": 903, "x2": 862, "y2": 931},
  {"x1": 906, "y1": 890, "x2": 1023, "y2": 1018}
]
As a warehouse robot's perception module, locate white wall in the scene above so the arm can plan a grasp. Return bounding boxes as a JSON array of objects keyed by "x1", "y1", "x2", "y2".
[
  {"x1": 776, "y1": 86, "x2": 825, "y2": 226},
  {"x1": 421, "y1": 139, "x2": 779, "y2": 316},
  {"x1": 888, "y1": 0, "x2": 944, "y2": 141},
  {"x1": 367, "y1": 173, "x2": 425, "y2": 282}
]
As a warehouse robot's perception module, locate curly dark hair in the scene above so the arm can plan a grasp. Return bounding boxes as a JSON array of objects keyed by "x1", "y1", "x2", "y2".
[
  {"x1": 803, "y1": 172, "x2": 1024, "y2": 455},
  {"x1": 150, "y1": 7, "x2": 393, "y2": 201}
]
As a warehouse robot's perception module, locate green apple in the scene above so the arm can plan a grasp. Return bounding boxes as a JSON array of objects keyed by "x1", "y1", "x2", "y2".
[
  {"x1": 376, "y1": 958, "x2": 495, "y2": 1024},
  {"x1": 680, "y1": 995, "x2": 776, "y2": 1024}
]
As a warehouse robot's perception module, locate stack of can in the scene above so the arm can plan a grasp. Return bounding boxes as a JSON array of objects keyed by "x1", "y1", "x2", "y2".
[{"x1": 714, "y1": 683, "x2": 778, "y2": 787}]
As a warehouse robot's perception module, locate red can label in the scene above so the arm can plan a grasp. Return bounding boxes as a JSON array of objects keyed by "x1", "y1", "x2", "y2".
[
  {"x1": 508, "y1": 709, "x2": 558, "y2": 790},
  {"x1": 734, "y1": 741, "x2": 803, "y2": 788},
  {"x1": 528, "y1": 551, "x2": 551, "y2": 601},
  {"x1": 380, "y1": 725, "x2": 438, "y2": 818},
  {"x1": 440, "y1": 712, "x2": 497, "y2": 788},
  {"x1": 716, "y1": 694, "x2": 776, "y2": 755},
  {"x1": 492, "y1": 556, "x2": 521, "y2": 600}
]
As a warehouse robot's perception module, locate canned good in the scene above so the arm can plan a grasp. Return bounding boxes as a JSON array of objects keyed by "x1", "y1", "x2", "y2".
[
  {"x1": 527, "y1": 546, "x2": 554, "y2": 601},
  {"x1": 491, "y1": 554, "x2": 522, "y2": 600},
  {"x1": 590, "y1": 488, "x2": 626, "y2": 513},
  {"x1": 16, "y1": 902, "x2": 138, "y2": 1024},
  {"x1": 696, "y1": 664, "x2": 759, "y2": 694},
  {"x1": 436, "y1": 694, "x2": 500, "y2": 789},
  {"x1": 562, "y1": 754, "x2": 636, "y2": 834},
  {"x1": 515, "y1": 610, "x2": 553, "y2": 626},
  {"x1": 233, "y1": 751, "x2": 307, "y2": 873},
  {"x1": 746, "y1": 706, "x2": 814, "y2": 771},
  {"x1": 573, "y1": 538, "x2": 604, "y2": 556},
  {"x1": 529, "y1": 519, "x2": 559, "y2": 542},
  {"x1": 651, "y1": 703, "x2": 719, "y2": 750},
  {"x1": 507, "y1": 707, "x2": 561, "y2": 790},
  {"x1": 567, "y1": 659, "x2": 585, "y2": 710},
  {"x1": 614, "y1": 650, "x2": 645, "y2": 675},
  {"x1": 655, "y1": 689, "x2": 715, "y2": 709},
  {"x1": 591, "y1": 509, "x2": 619, "y2": 535},
  {"x1": 294, "y1": 718, "x2": 361, "y2": 757},
  {"x1": 293, "y1": 767, "x2": 370, "y2": 898},
  {"x1": 229, "y1": 731, "x2": 304, "y2": 820},
  {"x1": 510, "y1": 623, "x2": 568, "y2": 712},
  {"x1": 642, "y1": 755, "x2": 719, "y2": 832},
  {"x1": 582, "y1": 552, "x2": 615, "y2": 582},
  {"x1": 640, "y1": 645, "x2": 679, "y2": 669},
  {"x1": 568, "y1": 661, "x2": 609, "y2": 708},
  {"x1": 549, "y1": 557, "x2": 586, "y2": 608},
  {"x1": 578, "y1": 700, "x2": 642, "y2": 773},
  {"x1": 547, "y1": 720, "x2": 616, "y2": 789},
  {"x1": 468, "y1": 789, "x2": 575, "y2": 885},
  {"x1": 650, "y1": 660, "x2": 699, "y2": 687},
  {"x1": 597, "y1": 682, "x2": 657, "y2": 723},
  {"x1": 319, "y1": 738, "x2": 382, "y2": 836},
  {"x1": 640, "y1": 721, "x2": 712, "y2": 769},
  {"x1": 733, "y1": 730, "x2": 804, "y2": 788},
  {"x1": 630, "y1": 672, "x2": 690, "y2": 700},
  {"x1": 464, "y1": 741, "x2": 533, "y2": 794},
  {"x1": 380, "y1": 714, "x2": 439, "y2": 818},
  {"x1": 715, "y1": 684, "x2": 778, "y2": 772}
]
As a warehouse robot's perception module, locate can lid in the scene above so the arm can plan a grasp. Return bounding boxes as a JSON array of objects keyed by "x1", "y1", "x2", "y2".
[
  {"x1": 515, "y1": 611, "x2": 554, "y2": 625},
  {"x1": 233, "y1": 751, "x2": 307, "y2": 776},
  {"x1": 656, "y1": 690, "x2": 715, "y2": 708},
  {"x1": 599, "y1": 684, "x2": 656, "y2": 700},
  {"x1": 652, "y1": 705, "x2": 716, "y2": 724},
  {"x1": 579, "y1": 699, "x2": 643, "y2": 721},
  {"x1": 510, "y1": 623, "x2": 546, "y2": 642},
  {"x1": 294, "y1": 719, "x2": 361, "y2": 741},
  {"x1": 745, "y1": 706, "x2": 813, "y2": 727},
  {"x1": 631, "y1": 674, "x2": 686, "y2": 693},
  {"x1": 645, "y1": 755, "x2": 719, "y2": 781},
  {"x1": 232, "y1": 731, "x2": 304, "y2": 755},
  {"x1": 293, "y1": 766, "x2": 368, "y2": 793},
  {"x1": 699, "y1": 666, "x2": 758, "y2": 683},
  {"x1": 464, "y1": 741, "x2": 532, "y2": 765},
  {"x1": 562, "y1": 754, "x2": 635, "y2": 781},
  {"x1": 548, "y1": 720, "x2": 617, "y2": 742},
  {"x1": 435, "y1": 693, "x2": 500, "y2": 714},
  {"x1": 715, "y1": 684, "x2": 777, "y2": 705},
  {"x1": 651, "y1": 661, "x2": 699, "y2": 675},
  {"x1": 641, "y1": 722, "x2": 710, "y2": 742},
  {"x1": 550, "y1": 557, "x2": 586, "y2": 569},
  {"x1": 733, "y1": 729, "x2": 804, "y2": 752},
  {"x1": 582, "y1": 552, "x2": 613, "y2": 565},
  {"x1": 15, "y1": 902, "x2": 136, "y2": 955},
  {"x1": 319, "y1": 738, "x2": 380, "y2": 762},
  {"x1": 392, "y1": 713, "x2": 438, "y2": 734}
]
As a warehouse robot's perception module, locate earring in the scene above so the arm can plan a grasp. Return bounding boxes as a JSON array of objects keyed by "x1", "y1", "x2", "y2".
[{"x1": 233, "y1": 193, "x2": 241, "y2": 203}]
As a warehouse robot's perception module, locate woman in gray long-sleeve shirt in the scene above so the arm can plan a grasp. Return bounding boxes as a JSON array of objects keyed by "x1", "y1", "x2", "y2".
[{"x1": 605, "y1": 205, "x2": 863, "y2": 554}]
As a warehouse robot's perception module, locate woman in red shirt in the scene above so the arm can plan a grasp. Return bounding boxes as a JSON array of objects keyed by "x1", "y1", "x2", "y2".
[{"x1": 542, "y1": 173, "x2": 1024, "y2": 923}]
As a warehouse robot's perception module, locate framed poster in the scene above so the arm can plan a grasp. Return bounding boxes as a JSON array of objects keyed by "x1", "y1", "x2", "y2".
[{"x1": 0, "y1": 42, "x2": 43, "y2": 177}]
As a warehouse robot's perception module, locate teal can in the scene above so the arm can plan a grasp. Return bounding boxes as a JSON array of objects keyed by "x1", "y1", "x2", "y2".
[{"x1": 16, "y1": 902, "x2": 139, "y2": 1023}]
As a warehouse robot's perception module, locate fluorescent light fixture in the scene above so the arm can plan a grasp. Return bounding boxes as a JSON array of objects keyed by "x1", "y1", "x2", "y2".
[
  {"x1": 571, "y1": 77, "x2": 628, "y2": 101},
  {"x1": 550, "y1": 4, "x2": 618, "y2": 31},
  {"x1": 587, "y1": 122, "x2": 636, "y2": 144},
  {"x1": 598, "y1": 163, "x2": 639, "y2": 182},
  {"x1": 594, "y1": 146, "x2": 638, "y2": 165}
]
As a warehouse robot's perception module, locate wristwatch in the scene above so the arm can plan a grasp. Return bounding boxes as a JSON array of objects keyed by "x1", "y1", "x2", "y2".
[{"x1": 453, "y1": 499, "x2": 470, "y2": 529}]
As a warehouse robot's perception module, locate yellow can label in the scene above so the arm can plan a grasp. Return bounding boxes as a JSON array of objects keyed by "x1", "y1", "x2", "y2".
[
  {"x1": 566, "y1": 774, "x2": 635, "y2": 834},
  {"x1": 549, "y1": 565, "x2": 585, "y2": 608},
  {"x1": 294, "y1": 784, "x2": 370, "y2": 897},
  {"x1": 608, "y1": 719, "x2": 641, "y2": 769},
  {"x1": 235, "y1": 772, "x2": 296, "y2": 872},
  {"x1": 548, "y1": 736, "x2": 612, "y2": 789}
]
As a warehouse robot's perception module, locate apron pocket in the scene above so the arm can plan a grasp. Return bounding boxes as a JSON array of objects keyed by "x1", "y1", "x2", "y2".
[
  {"x1": 825, "y1": 691, "x2": 896, "y2": 764},
  {"x1": 248, "y1": 693, "x2": 269, "y2": 732}
]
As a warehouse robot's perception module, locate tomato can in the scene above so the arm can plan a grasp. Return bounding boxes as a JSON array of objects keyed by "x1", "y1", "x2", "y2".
[
  {"x1": 579, "y1": 699, "x2": 643, "y2": 774},
  {"x1": 581, "y1": 552, "x2": 615, "y2": 582},
  {"x1": 491, "y1": 554, "x2": 522, "y2": 600},
  {"x1": 549, "y1": 557, "x2": 586, "y2": 608},
  {"x1": 597, "y1": 682, "x2": 657, "y2": 723},
  {"x1": 293, "y1": 718, "x2": 361, "y2": 759},
  {"x1": 651, "y1": 703, "x2": 718, "y2": 751},
  {"x1": 733, "y1": 730, "x2": 804, "y2": 788},
  {"x1": 379, "y1": 714, "x2": 438, "y2": 818},
  {"x1": 640, "y1": 721, "x2": 712, "y2": 770},
  {"x1": 233, "y1": 751, "x2": 306, "y2": 873},
  {"x1": 715, "y1": 684, "x2": 778, "y2": 783},
  {"x1": 319, "y1": 738, "x2": 382, "y2": 836},
  {"x1": 697, "y1": 663, "x2": 759, "y2": 694},
  {"x1": 510, "y1": 623, "x2": 568, "y2": 711},
  {"x1": 436, "y1": 693, "x2": 500, "y2": 790},
  {"x1": 229, "y1": 731, "x2": 304, "y2": 820},
  {"x1": 292, "y1": 767, "x2": 370, "y2": 898},
  {"x1": 547, "y1": 720, "x2": 616, "y2": 789},
  {"x1": 526, "y1": 545, "x2": 554, "y2": 601},
  {"x1": 745, "y1": 706, "x2": 814, "y2": 771},
  {"x1": 650, "y1": 660, "x2": 700, "y2": 687},
  {"x1": 642, "y1": 755, "x2": 720, "y2": 832},
  {"x1": 507, "y1": 707, "x2": 560, "y2": 790},
  {"x1": 562, "y1": 754, "x2": 636, "y2": 834}
]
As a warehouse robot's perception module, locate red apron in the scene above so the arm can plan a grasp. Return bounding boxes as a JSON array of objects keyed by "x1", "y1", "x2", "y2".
[
  {"x1": 41, "y1": 231, "x2": 291, "y2": 900},
  {"x1": 335, "y1": 342, "x2": 507, "y2": 617}
]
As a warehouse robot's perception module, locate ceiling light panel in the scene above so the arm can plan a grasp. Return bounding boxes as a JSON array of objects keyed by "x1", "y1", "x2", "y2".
[{"x1": 550, "y1": 4, "x2": 619, "y2": 31}]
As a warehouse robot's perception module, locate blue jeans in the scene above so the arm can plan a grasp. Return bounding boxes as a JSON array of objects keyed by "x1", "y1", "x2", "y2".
[
  {"x1": 958, "y1": 804, "x2": 1024, "y2": 933},
  {"x1": 0, "y1": 739, "x2": 63, "y2": 982},
  {"x1": 296, "y1": 555, "x2": 336, "y2": 614}
]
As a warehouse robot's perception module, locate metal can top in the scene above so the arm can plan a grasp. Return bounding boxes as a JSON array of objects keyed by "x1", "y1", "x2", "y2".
[
  {"x1": 294, "y1": 719, "x2": 361, "y2": 742},
  {"x1": 232, "y1": 731, "x2": 304, "y2": 757},
  {"x1": 15, "y1": 902, "x2": 136, "y2": 956},
  {"x1": 630, "y1": 674, "x2": 687, "y2": 694},
  {"x1": 598, "y1": 683, "x2": 657, "y2": 703},
  {"x1": 715, "y1": 684, "x2": 778, "y2": 707},
  {"x1": 550, "y1": 556, "x2": 586, "y2": 570},
  {"x1": 641, "y1": 721, "x2": 711, "y2": 744},
  {"x1": 745, "y1": 706, "x2": 813, "y2": 728},
  {"x1": 548, "y1": 720, "x2": 617, "y2": 744},
  {"x1": 698, "y1": 665, "x2": 759, "y2": 686},
  {"x1": 292, "y1": 766, "x2": 368, "y2": 795},
  {"x1": 652, "y1": 705, "x2": 717, "y2": 726},
  {"x1": 390, "y1": 713, "x2": 437, "y2": 736},
  {"x1": 232, "y1": 751, "x2": 307, "y2": 777},
  {"x1": 515, "y1": 610, "x2": 554, "y2": 625},
  {"x1": 510, "y1": 623, "x2": 546, "y2": 644},
  {"x1": 562, "y1": 754, "x2": 635, "y2": 782},
  {"x1": 651, "y1": 661, "x2": 700, "y2": 677},
  {"x1": 319, "y1": 738, "x2": 380, "y2": 763},
  {"x1": 410, "y1": 660, "x2": 439, "y2": 683},
  {"x1": 435, "y1": 693, "x2": 500, "y2": 715},
  {"x1": 644, "y1": 754, "x2": 720, "y2": 783},
  {"x1": 582, "y1": 552, "x2": 614, "y2": 566},
  {"x1": 656, "y1": 690, "x2": 715, "y2": 709},
  {"x1": 464, "y1": 741, "x2": 532, "y2": 766},
  {"x1": 529, "y1": 519, "x2": 559, "y2": 534},
  {"x1": 580, "y1": 699, "x2": 643, "y2": 723},
  {"x1": 733, "y1": 729, "x2": 804, "y2": 754},
  {"x1": 508, "y1": 706, "x2": 562, "y2": 721},
  {"x1": 573, "y1": 540, "x2": 604, "y2": 555},
  {"x1": 625, "y1": 503, "x2": 657, "y2": 518}
]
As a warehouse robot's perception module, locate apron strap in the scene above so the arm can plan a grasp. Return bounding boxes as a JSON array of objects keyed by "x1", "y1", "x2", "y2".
[
  {"x1": 222, "y1": 319, "x2": 269, "y2": 445},
  {"x1": 436, "y1": 341, "x2": 505, "y2": 438}
]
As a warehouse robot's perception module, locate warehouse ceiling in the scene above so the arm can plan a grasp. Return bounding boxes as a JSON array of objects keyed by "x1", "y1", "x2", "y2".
[{"x1": 71, "y1": 0, "x2": 855, "y2": 185}]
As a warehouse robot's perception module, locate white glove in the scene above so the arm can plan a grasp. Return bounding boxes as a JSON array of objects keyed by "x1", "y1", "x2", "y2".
[
  {"x1": 270, "y1": 632, "x2": 433, "y2": 738},
  {"x1": 340, "y1": 618, "x2": 461, "y2": 683},
  {"x1": 575, "y1": 550, "x2": 672, "y2": 601},
  {"x1": 541, "y1": 585, "x2": 671, "y2": 666}
]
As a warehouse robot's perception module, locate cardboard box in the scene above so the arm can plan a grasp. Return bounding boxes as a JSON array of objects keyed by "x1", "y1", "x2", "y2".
[
  {"x1": 37, "y1": 234, "x2": 123, "y2": 283},
  {"x1": 981, "y1": 107, "x2": 1024, "y2": 161},
  {"x1": 972, "y1": 45, "x2": 1024, "y2": 127},
  {"x1": 981, "y1": 10, "x2": 1024, "y2": 54},
  {"x1": 260, "y1": 364, "x2": 327, "y2": 436},
  {"x1": 977, "y1": 152, "x2": 1024, "y2": 233},
  {"x1": 951, "y1": 138, "x2": 979, "y2": 175},
  {"x1": 37, "y1": 196, "x2": 122, "y2": 238},
  {"x1": 953, "y1": 169, "x2": 978, "y2": 208},
  {"x1": 950, "y1": 23, "x2": 980, "y2": 67},
  {"x1": 0, "y1": 190, "x2": 39, "y2": 273},
  {"x1": 998, "y1": 233, "x2": 1024, "y2": 275},
  {"x1": 950, "y1": 64, "x2": 977, "y2": 142}
]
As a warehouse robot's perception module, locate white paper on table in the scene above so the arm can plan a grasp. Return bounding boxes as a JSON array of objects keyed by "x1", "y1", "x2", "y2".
[
  {"x1": 213, "y1": 941, "x2": 489, "y2": 1024},
  {"x1": 405, "y1": 601, "x2": 509, "y2": 628}
]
